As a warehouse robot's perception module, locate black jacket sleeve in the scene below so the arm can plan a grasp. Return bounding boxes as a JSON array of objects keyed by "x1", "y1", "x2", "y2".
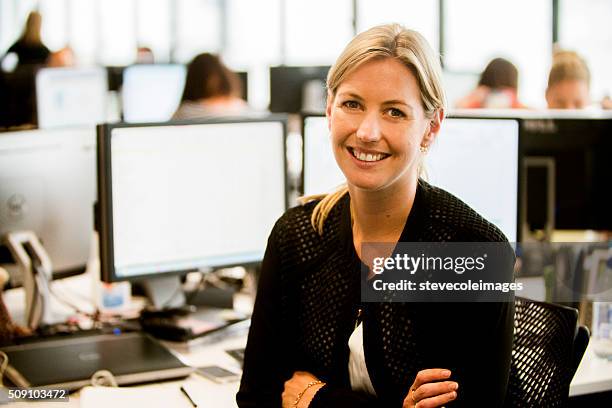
[{"x1": 237, "y1": 222, "x2": 294, "y2": 407}]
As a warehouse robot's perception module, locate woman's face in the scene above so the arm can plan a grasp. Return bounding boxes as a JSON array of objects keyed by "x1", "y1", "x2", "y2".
[
  {"x1": 326, "y1": 57, "x2": 440, "y2": 193},
  {"x1": 546, "y1": 79, "x2": 590, "y2": 109}
]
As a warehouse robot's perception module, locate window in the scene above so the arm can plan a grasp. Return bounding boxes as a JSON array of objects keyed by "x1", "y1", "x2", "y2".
[
  {"x1": 224, "y1": 0, "x2": 282, "y2": 109},
  {"x1": 136, "y1": 0, "x2": 171, "y2": 63},
  {"x1": 175, "y1": 0, "x2": 221, "y2": 63},
  {"x1": 40, "y1": 0, "x2": 68, "y2": 51},
  {"x1": 284, "y1": 0, "x2": 353, "y2": 65},
  {"x1": 356, "y1": 0, "x2": 439, "y2": 53},
  {"x1": 559, "y1": 0, "x2": 612, "y2": 101},
  {"x1": 68, "y1": 0, "x2": 97, "y2": 65},
  {"x1": 444, "y1": 0, "x2": 552, "y2": 107},
  {"x1": 99, "y1": 0, "x2": 137, "y2": 66}
]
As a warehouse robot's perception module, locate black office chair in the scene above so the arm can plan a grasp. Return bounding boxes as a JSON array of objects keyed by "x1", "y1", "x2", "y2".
[{"x1": 504, "y1": 297, "x2": 590, "y2": 407}]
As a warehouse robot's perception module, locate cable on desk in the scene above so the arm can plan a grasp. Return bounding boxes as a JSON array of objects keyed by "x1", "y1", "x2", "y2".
[
  {"x1": 0, "y1": 351, "x2": 9, "y2": 387},
  {"x1": 48, "y1": 284, "x2": 98, "y2": 319},
  {"x1": 90, "y1": 370, "x2": 118, "y2": 387}
]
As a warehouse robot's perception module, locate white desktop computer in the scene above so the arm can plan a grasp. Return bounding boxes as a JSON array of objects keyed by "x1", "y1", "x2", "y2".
[
  {"x1": 301, "y1": 115, "x2": 519, "y2": 242},
  {"x1": 35, "y1": 67, "x2": 108, "y2": 129},
  {"x1": 121, "y1": 64, "x2": 186, "y2": 123},
  {"x1": 97, "y1": 116, "x2": 288, "y2": 310},
  {"x1": 0, "y1": 127, "x2": 97, "y2": 285}
]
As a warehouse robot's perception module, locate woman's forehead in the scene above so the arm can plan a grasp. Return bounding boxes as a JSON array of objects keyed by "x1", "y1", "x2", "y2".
[{"x1": 335, "y1": 59, "x2": 421, "y2": 104}]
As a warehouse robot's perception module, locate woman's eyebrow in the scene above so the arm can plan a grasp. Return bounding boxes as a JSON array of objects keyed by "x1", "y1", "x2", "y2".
[
  {"x1": 337, "y1": 92, "x2": 364, "y2": 101},
  {"x1": 382, "y1": 99, "x2": 409, "y2": 106}
]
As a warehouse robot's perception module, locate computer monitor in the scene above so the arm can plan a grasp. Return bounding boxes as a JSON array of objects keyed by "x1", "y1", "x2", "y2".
[
  {"x1": 35, "y1": 67, "x2": 108, "y2": 129},
  {"x1": 520, "y1": 114, "x2": 612, "y2": 231},
  {"x1": 269, "y1": 66, "x2": 329, "y2": 113},
  {"x1": 0, "y1": 127, "x2": 97, "y2": 286},
  {"x1": 97, "y1": 117, "x2": 287, "y2": 306},
  {"x1": 301, "y1": 114, "x2": 519, "y2": 242},
  {"x1": 121, "y1": 64, "x2": 186, "y2": 123},
  {"x1": 451, "y1": 109, "x2": 612, "y2": 232}
]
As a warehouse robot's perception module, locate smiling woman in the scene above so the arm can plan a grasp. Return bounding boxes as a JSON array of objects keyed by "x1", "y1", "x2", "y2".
[{"x1": 237, "y1": 24, "x2": 514, "y2": 408}]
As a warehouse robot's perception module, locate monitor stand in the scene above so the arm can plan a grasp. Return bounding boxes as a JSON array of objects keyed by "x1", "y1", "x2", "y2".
[{"x1": 141, "y1": 275, "x2": 187, "y2": 310}]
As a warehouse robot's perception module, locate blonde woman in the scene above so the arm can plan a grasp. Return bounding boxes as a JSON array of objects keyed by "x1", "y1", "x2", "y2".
[
  {"x1": 238, "y1": 24, "x2": 513, "y2": 408},
  {"x1": 546, "y1": 50, "x2": 591, "y2": 109},
  {"x1": 6, "y1": 11, "x2": 50, "y2": 67}
]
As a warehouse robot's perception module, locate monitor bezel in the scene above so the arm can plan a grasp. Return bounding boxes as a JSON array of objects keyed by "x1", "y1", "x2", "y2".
[{"x1": 97, "y1": 115, "x2": 289, "y2": 283}]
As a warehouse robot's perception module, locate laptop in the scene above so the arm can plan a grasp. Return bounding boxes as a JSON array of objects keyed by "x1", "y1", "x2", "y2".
[{"x1": 1, "y1": 332, "x2": 194, "y2": 390}]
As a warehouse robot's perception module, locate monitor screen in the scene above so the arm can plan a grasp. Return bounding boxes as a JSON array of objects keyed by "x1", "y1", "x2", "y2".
[
  {"x1": 269, "y1": 66, "x2": 329, "y2": 113},
  {"x1": 0, "y1": 128, "x2": 96, "y2": 284},
  {"x1": 520, "y1": 116, "x2": 612, "y2": 230},
  {"x1": 121, "y1": 64, "x2": 186, "y2": 123},
  {"x1": 97, "y1": 118, "x2": 287, "y2": 282},
  {"x1": 35, "y1": 67, "x2": 108, "y2": 129},
  {"x1": 302, "y1": 115, "x2": 519, "y2": 242}
]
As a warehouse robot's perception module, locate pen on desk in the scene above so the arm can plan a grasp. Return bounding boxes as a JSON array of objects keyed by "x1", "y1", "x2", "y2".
[{"x1": 180, "y1": 384, "x2": 197, "y2": 407}]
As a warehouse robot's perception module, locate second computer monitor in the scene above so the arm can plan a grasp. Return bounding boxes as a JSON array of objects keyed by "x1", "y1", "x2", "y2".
[
  {"x1": 302, "y1": 115, "x2": 519, "y2": 242},
  {"x1": 35, "y1": 67, "x2": 108, "y2": 129},
  {"x1": 269, "y1": 66, "x2": 329, "y2": 113},
  {"x1": 97, "y1": 117, "x2": 287, "y2": 282},
  {"x1": 121, "y1": 64, "x2": 186, "y2": 123},
  {"x1": 0, "y1": 127, "x2": 97, "y2": 284}
]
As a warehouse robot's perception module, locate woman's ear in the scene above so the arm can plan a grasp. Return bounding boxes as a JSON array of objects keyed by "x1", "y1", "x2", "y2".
[{"x1": 422, "y1": 108, "x2": 444, "y2": 147}]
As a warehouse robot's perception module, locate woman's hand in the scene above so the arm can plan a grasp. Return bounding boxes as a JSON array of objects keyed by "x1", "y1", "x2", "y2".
[
  {"x1": 282, "y1": 371, "x2": 325, "y2": 408},
  {"x1": 403, "y1": 369, "x2": 458, "y2": 408}
]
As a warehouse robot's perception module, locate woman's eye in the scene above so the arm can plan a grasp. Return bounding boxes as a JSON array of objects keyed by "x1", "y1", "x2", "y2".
[
  {"x1": 343, "y1": 101, "x2": 360, "y2": 109},
  {"x1": 387, "y1": 108, "x2": 405, "y2": 118}
]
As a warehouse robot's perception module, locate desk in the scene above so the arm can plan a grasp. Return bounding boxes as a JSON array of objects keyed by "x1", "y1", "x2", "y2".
[
  {"x1": 570, "y1": 342, "x2": 612, "y2": 396},
  {"x1": 8, "y1": 322, "x2": 249, "y2": 408},
  {"x1": 4, "y1": 276, "x2": 612, "y2": 406}
]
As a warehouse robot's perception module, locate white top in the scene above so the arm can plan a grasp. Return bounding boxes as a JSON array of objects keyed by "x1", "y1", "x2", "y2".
[{"x1": 348, "y1": 321, "x2": 377, "y2": 396}]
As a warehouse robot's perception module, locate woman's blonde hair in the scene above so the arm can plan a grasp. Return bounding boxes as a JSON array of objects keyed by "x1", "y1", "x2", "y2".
[
  {"x1": 547, "y1": 50, "x2": 590, "y2": 89},
  {"x1": 307, "y1": 23, "x2": 446, "y2": 235},
  {"x1": 21, "y1": 11, "x2": 43, "y2": 46}
]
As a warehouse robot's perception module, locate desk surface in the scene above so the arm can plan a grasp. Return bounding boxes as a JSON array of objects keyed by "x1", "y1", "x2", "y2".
[{"x1": 4, "y1": 275, "x2": 612, "y2": 406}]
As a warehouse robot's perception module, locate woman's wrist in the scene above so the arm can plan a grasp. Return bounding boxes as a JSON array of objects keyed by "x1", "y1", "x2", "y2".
[{"x1": 293, "y1": 380, "x2": 325, "y2": 408}]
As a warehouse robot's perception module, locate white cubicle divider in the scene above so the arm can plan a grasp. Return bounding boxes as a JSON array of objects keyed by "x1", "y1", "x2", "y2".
[
  {"x1": 121, "y1": 64, "x2": 186, "y2": 123},
  {"x1": 0, "y1": 127, "x2": 97, "y2": 283},
  {"x1": 35, "y1": 67, "x2": 108, "y2": 129},
  {"x1": 302, "y1": 115, "x2": 519, "y2": 242}
]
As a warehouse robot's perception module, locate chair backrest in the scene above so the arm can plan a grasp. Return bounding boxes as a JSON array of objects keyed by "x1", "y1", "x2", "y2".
[{"x1": 504, "y1": 297, "x2": 589, "y2": 407}]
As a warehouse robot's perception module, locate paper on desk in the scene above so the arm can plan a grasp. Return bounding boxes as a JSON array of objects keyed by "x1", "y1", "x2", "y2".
[{"x1": 80, "y1": 385, "x2": 190, "y2": 408}]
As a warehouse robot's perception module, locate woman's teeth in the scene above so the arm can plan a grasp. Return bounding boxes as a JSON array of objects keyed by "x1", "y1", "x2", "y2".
[{"x1": 351, "y1": 148, "x2": 386, "y2": 162}]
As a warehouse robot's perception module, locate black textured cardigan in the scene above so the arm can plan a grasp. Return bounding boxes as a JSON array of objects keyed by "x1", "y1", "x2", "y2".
[{"x1": 237, "y1": 180, "x2": 514, "y2": 407}]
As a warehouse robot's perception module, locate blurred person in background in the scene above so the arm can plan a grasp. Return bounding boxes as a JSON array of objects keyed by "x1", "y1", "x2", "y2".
[
  {"x1": 47, "y1": 46, "x2": 75, "y2": 68},
  {"x1": 172, "y1": 53, "x2": 249, "y2": 119},
  {"x1": 545, "y1": 50, "x2": 591, "y2": 109},
  {"x1": 455, "y1": 57, "x2": 526, "y2": 109},
  {"x1": 5, "y1": 11, "x2": 50, "y2": 68},
  {"x1": 136, "y1": 46, "x2": 155, "y2": 64}
]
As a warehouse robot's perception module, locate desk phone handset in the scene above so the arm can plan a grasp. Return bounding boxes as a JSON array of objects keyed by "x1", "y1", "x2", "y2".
[{"x1": 5, "y1": 231, "x2": 53, "y2": 329}]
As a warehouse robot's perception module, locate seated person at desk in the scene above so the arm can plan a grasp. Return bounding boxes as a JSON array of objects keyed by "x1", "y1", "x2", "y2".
[
  {"x1": 237, "y1": 24, "x2": 514, "y2": 408},
  {"x1": 172, "y1": 53, "x2": 249, "y2": 120},
  {"x1": 4, "y1": 11, "x2": 50, "y2": 68},
  {"x1": 545, "y1": 50, "x2": 591, "y2": 109},
  {"x1": 455, "y1": 57, "x2": 526, "y2": 109}
]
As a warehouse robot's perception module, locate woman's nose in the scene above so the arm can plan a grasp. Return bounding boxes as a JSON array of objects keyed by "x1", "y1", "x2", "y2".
[{"x1": 356, "y1": 112, "x2": 382, "y2": 143}]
